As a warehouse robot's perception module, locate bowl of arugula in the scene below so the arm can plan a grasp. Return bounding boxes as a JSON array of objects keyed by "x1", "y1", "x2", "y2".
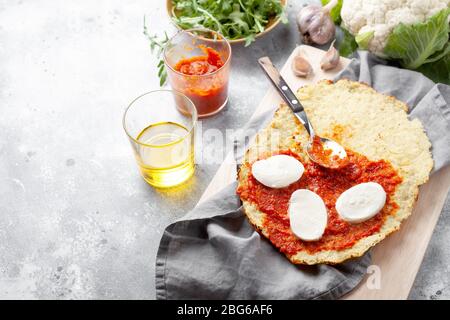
[{"x1": 167, "y1": 0, "x2": 288, "y2": 46}]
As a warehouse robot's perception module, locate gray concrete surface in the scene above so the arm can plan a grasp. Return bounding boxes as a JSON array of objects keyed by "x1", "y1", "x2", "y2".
[{"x1": 0, "y1": 0, "x2": 448, "y2": 299}]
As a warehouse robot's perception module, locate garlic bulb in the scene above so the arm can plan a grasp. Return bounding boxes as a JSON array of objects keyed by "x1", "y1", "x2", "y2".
[
  {"x1": 297, "y1": 0, "x2": 338, "y2": 45},
  {"x1": 291, "y1": 50, "x2": 313, "y2": 78},
  {"x1": 321, "y1": 40, "x2": 340, "y2": 70}
]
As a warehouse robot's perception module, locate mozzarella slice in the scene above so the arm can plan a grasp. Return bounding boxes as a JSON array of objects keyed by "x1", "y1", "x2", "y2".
[
  {"x1": 252, "y1": 155, "x2": 304, "y2": 188},
  {"x1": 336, "y1": 182, "x2": 386, "y2": 223},
  {"x1": 289, "y1": 189, "x2": 328, "y2": 241}
]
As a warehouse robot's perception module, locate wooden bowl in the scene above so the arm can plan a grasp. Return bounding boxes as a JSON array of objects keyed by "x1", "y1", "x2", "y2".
[{"x1": 166, "y1": 0, "x2": 287, "y2": 44}]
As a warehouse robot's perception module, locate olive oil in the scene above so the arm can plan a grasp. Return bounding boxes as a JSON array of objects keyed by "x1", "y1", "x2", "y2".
[{"x1": 135, "y1": 122, "x2": 194, "y2": 188}]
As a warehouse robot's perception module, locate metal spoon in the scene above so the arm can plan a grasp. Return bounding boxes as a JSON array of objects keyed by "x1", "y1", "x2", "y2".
[{"x1": 258, "y1": 56, "x2": 347, "y2": 168}]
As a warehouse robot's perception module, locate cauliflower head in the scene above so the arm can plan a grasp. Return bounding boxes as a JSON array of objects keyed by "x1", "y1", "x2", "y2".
[{"x1": 341, "y1": 0, "x2": 450, "y2": 56}]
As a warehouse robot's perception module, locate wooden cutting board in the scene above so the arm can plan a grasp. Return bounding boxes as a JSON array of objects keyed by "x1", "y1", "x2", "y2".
[{"x1": 196, "y1": 45, "x2": 450, "y2": 299}]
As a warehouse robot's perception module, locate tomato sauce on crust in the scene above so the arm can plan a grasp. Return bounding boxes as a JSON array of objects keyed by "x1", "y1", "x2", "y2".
[
  {"x1": 237, "y1": 150, "x2": 402, "y2": 255},
  {"x1": 308, "y1": 136, "x2": 349, "y2": 169}
]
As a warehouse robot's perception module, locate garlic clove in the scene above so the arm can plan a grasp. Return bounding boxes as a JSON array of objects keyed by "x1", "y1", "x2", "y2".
[
  {"x1": 320, "y1": 40, "x2": 340, "y2": 71},
  {"x1": 292, "y1": 50, "x2": 313, "y2": 77}
]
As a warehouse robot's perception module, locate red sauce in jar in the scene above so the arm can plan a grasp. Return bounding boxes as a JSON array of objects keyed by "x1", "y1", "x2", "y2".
[
  {"x1": 174, "y1": 46, "x2": 224, "y2": 75},
  {"x1": 237, "y1": 149, "x2": 402, "y2": 255},
  {"x1": 173, "y1": 45, "x2": 228, "y2": 117}
]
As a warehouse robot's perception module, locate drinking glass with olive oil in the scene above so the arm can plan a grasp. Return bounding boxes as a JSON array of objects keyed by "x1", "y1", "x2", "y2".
[{"x1": 123, "y1": 90, "x2": 197, "y2": 188}]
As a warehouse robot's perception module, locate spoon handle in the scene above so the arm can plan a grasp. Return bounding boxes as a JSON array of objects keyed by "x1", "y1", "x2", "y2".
[{"x1": 258, "y1": 56, "x2": 314, "y2": 137}]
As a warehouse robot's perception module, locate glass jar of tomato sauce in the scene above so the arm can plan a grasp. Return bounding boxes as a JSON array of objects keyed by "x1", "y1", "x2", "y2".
[{"x1": 163, "y1": 28, "x2": 231, "y2": 118}]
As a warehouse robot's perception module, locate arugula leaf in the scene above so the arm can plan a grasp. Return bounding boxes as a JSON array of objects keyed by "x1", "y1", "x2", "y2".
[
  {"x1": 244, "y1": 33, "x2": 255, "y2": 47},
  {"x1": 321, "y1": 0, "x2": 343, "y2": 24},
  {"x1": 143, "y1": 17, "x2": 169, "y2": 86},
  {"x1": 171, "y1": 0, "x2": 287, "y2": 45},
  {"x1": 416, "y1": 52, "x2": 450, "y2": 84},
  {"x1": 338, "y1": 28, "x2": 358, "y2": 57},
  {"x1": 384, "y1": 8, "x2": 450, "y2": 70}
]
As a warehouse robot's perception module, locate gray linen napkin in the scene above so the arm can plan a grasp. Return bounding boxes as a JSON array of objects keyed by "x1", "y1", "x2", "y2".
[{"x1": 155, "y1": 51, "x2": 450, "y2": 300}]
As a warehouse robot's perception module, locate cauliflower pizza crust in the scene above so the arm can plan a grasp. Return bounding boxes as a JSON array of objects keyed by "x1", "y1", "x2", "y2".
[{"x1": 237, "y1": 79, "x2": 433, "y2": 265}]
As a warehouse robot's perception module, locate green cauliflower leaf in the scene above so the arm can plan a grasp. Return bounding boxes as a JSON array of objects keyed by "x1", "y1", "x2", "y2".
[
  {"x1": 384, "y1": 8, "x2": 450, "y2": 70},
  {"x1": 355, "y1": 31, "x2": 374, "y2": 50},
  {"x1": 321, "y1": 0, "x2": 343, "y2": 24},
  {"x1": 417, "y1": 52, "x2": 450, "y2": 84},
  {"x1": 338, "y1": 28, "x2": 358, "y2": 57}
]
